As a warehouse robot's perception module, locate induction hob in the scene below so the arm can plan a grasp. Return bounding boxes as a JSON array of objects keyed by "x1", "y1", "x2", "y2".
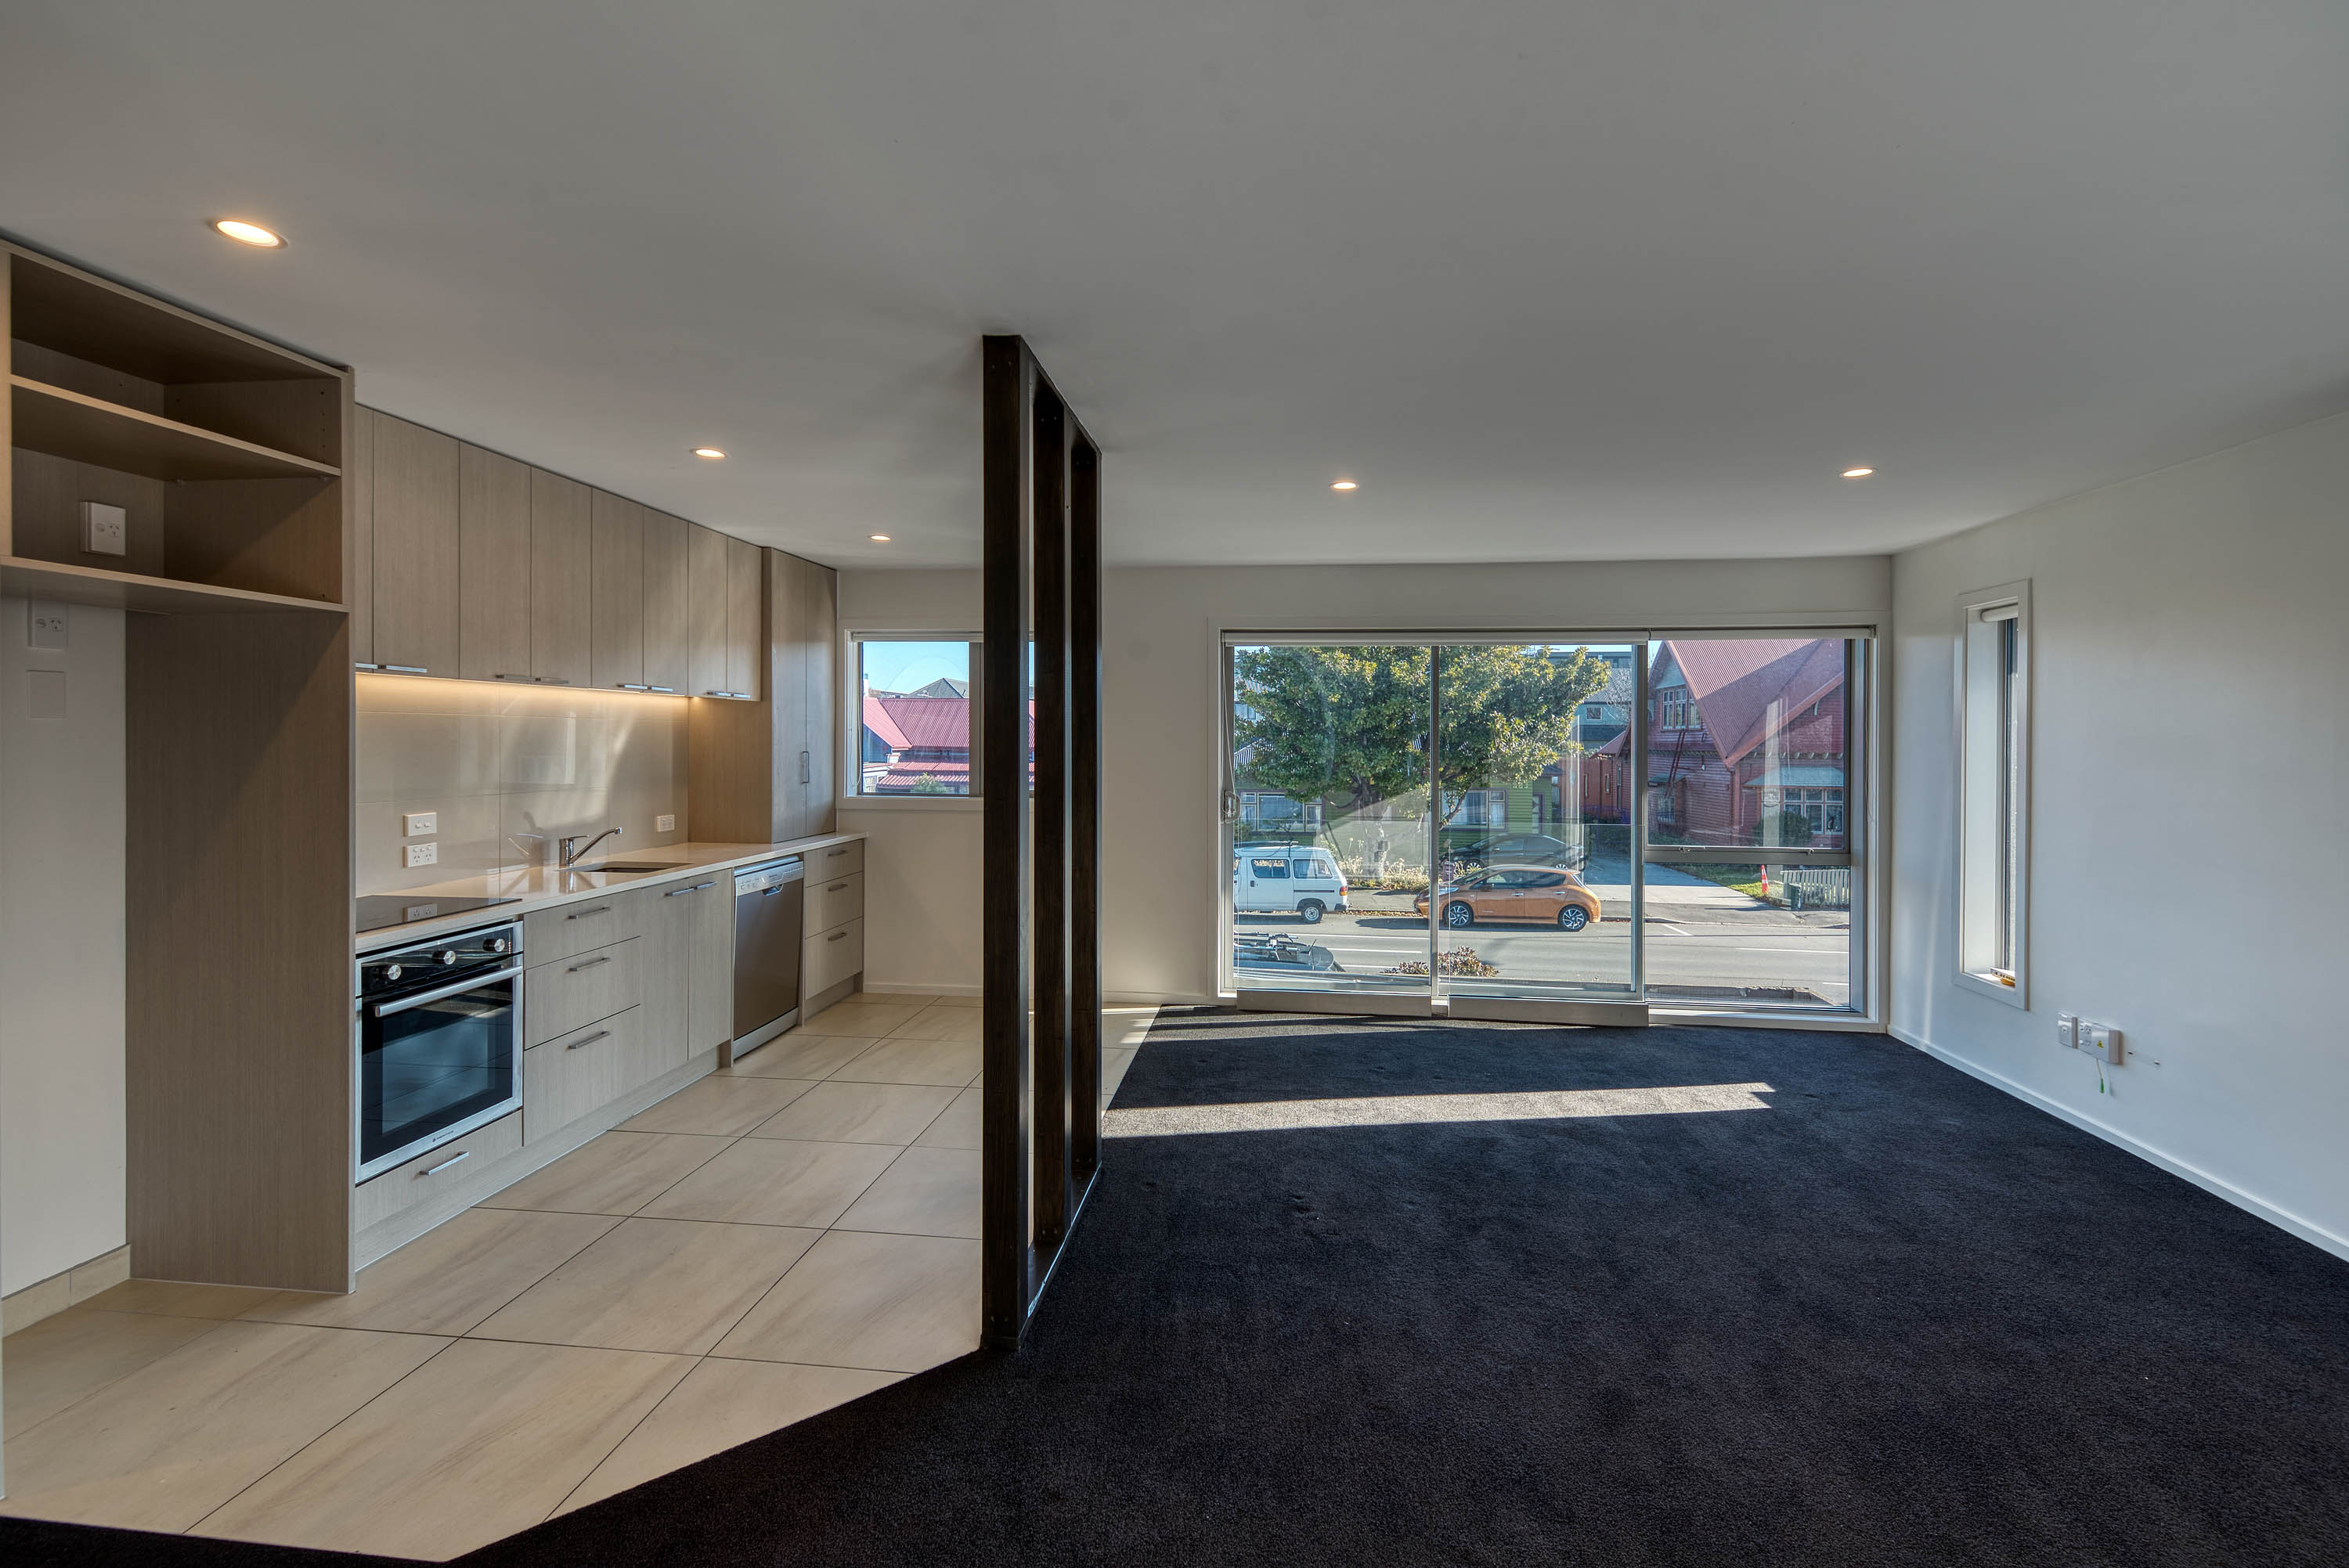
[{"x1": 356, "y1": 893, "x2": 521, "y2": 935}]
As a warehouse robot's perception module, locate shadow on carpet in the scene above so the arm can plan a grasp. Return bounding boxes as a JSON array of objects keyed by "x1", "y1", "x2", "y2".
[{"x1": 11, "y1": 1015, "x2": 2347, "y2": 1566}]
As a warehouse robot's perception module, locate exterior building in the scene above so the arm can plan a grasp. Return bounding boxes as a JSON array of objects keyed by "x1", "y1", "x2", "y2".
[{"x1": 861, "y1": 687, "x2": 1030, "y2": 793}]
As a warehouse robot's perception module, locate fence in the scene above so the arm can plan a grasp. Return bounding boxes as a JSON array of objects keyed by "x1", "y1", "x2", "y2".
[{"x1": 1773, "y1": 866, "x2": 1852, "y2": 910}]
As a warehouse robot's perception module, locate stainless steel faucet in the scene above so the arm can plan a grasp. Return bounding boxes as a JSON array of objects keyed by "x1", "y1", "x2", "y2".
[{"x1": 557, "y1": 827, "x2": 622, "y2": 867}]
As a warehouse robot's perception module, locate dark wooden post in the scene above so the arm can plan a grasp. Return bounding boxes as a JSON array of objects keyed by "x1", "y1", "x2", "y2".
[
  {"x1": 1032, "y1": 384, "x2": 1073, "y2": 1249},
  {"x1": 1069, "y1": 437, "x2": 1104, "y2": 1175},
  {"x1": 980, "y1": 336, "x2": 1034, "y2": 1350}
]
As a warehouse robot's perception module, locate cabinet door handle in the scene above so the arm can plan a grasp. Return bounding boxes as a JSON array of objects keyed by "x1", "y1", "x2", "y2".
[
  {"x1": 493, "y1": 672, "x2": 533, "y2": 682},
  {"x1": 420, "y1": 1150, "x2": 472, "y2": 1177},
  {"x1": 647, "y1": 685, "x2": 675, "y2": 694},
  {"x1": 566, "y1": 955, "x2": 612, "y2": 973},
  {"x1": 565, "y1": 1029, "x2": 612, "y2": 1051},
  {"x1": 566, "y1": 906, "x2": 612, "y2": 921},
  {"x1": 664, "y1": 880, "x2": 720, "y2": 897},
  {"x1": 824, "y1": 848, "x2": 847, "y2": 858},
  {"x1": 827, "y1": 930, "x2": 848, "y2": 943},
  {"x1": 828, "y1": 881, "x2": 847, "y2": 892},
  {"x1": 383, "y1": 664, "x2": 428, "y2": 675},
  {"x1": 537, "y1": 676, "x2": 572, "y2": 685}
]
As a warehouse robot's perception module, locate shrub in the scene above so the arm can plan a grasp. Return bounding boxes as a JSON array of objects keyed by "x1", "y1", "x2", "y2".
[
  {"x1": 1385, "y1": 946, "x2": 1501, "y2": 978},
  {"x1": 1755, "y1": 809, "x2": 1813, "y2": 847}
]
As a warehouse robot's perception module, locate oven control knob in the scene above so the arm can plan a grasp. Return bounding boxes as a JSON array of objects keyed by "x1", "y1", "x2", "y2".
[
  {"x1": 384, "y1": 964, "x2": 403, "y2": 981},
  {"x1": 437, "y1": 949, "x2": 459, "y2": 966},
  {"x1": 488, "y1": 937, "x2": 511, "y2": 954}
]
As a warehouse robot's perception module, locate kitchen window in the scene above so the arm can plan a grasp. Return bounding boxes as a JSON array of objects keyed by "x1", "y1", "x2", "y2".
[{"x1": 1957, "y1": 583, "x2": 2030, "y2": 1006}]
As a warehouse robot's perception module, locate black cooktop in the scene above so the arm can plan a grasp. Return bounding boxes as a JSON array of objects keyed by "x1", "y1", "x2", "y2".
[{"x1": 356, "y1": 894, "x2": 521, "y2": 935}]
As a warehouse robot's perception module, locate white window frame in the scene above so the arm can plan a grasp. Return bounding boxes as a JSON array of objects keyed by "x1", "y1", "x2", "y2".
[
  {"x1": 842, "y1": 629, "x2": 986, "y2": 810},
  {"x1": 1954, "y1": 582, "x2": 2030, "y2": 1007}
]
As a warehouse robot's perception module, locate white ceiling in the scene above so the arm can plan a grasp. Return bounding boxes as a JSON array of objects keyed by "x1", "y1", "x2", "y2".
[{"x1": 3, "y1": 2, "x2": 2344, "y2": 568}]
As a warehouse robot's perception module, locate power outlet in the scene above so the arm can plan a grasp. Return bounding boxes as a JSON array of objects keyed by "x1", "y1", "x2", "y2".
[
  {"x1": 656, "y1": 814, "x2": 677, "y2": 833},
  {"x1": 79, "y1": 501, "x2": 128, "y2": 556},
  {"x1": 2080, "y1": 1023, "x2": 2122, "y2": 1065},
  {"x1": 404, "y1": 811, "x2": 438, "y2": 838},
  {"x1": 404, "y1": 842, "x2": 440, "y2": 869},
  {"x1": 2055, "y1": 1013, "x2": 2079, "y2": 1051},
  {"x1": 27, "y1": 600, "x2": 68, "y2": 650}
]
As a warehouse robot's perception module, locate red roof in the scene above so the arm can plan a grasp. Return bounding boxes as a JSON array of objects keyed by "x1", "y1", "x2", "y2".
[
  {"x1": 1589, "y1": 639, "x2": 1844, "y2": 762},
  {"x1": 864, "y1": 694, "x2": 1032, "y2": 752},
  {"x1": 862, "y1": 695, "x2": 911, "y2": 751}
]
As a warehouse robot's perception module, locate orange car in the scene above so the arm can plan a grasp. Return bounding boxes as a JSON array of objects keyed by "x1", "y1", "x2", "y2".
[{"x1": 1413, "y1": 863, "x2": 1603, "y2": 932}]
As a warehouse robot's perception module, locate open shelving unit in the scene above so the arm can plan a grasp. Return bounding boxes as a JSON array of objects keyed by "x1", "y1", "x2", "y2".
[{"x1": 3, "y1": 240, "x2": 357, "y2": 1294}]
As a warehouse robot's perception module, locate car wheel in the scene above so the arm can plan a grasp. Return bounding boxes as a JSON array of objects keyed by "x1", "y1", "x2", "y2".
[
  {"x1": 1557, "y1": 904, "x2": 1589, "y2": 932},
  {"x1": 1297, "y1": 900, "x2": 1325, "y2": 924},
  {"x1": 1445, "y1": 901, "x2": 1475, "y2": 929}
]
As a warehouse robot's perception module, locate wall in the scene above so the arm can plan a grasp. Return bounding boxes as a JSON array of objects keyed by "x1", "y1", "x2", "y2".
[
  {"x1": 1891, "y1": 409, "x2": 2349, "y2": 1256},
  {"x1": 0, "y1": 598, "x2": 125, "y2": 1294},
  {"x1": 839, "y1": 556, "x2": 1892, "y2": 1003},
  {"x1": 356, "y1": 676, "x2": 690, "y2": 893}
]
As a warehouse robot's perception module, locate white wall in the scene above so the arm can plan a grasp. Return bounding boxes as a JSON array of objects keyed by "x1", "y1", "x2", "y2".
[
  {"x1": 1891, "y1": 410, "x2": 2349, "y2": 1256},
  {"x1": 0, "y1": 599, "x2": 126, "y2": 1295},
  {"x1": 840, "y1": 556, "x2": 1892, "y2": 1003}
]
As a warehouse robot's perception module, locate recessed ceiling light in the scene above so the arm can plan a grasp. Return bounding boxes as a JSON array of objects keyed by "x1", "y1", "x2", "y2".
[
  {"x1": 693, "y1": 447, "x2": 726, "y2": 460},
  {"x1": 1331, "y1": 480, "x2": 1358, "y2": 492},
  {"x1": 869, "y1": 534, "x2": 892, "y2": 542},
  {"x1": 211, "y1": 219, "x2": 284, "y2": 248},
  {"x1": 1841, "y1": 467, "x2": 1875, "y2": 479}
]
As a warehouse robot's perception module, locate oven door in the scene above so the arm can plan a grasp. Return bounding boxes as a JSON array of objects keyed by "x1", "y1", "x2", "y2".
[{"x1": 356, "y1": 964, "x2": 522, "y2": 1180}]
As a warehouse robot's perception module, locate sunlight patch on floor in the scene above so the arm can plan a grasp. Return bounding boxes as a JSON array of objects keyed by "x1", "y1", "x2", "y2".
[{"x1": 1103, "y1": 1083, "x2": 1774, "y2": 1137}]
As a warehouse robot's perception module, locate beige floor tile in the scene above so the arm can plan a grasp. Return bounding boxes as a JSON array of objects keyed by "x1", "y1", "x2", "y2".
[
  {"x1": 853, "y1": 992, "x2": 944, "y2": 1008},
  {"x1": 557, "y1": 1359, "x2": 900, "y2": 1513},
  {"x1": 714, "y1": 1231, "x2": 980, "y2": 1374},
  {"x1": 801, "y1": 997, "x2": 928, "y2": 1037},
  {"x1": 2, "y1": 1306, "x2": 226, "y2": 1433},
  {"x1": 747, "y1": 1080, "x2": 958, "y2": 1145},
  {"x1": 246, "y1": 1209, "x2": 616, "y2": 1336},
  {"x1": 1107, "y1": 1007, "x2": 1160, "y2": 1049},
  {"x1": 724, "y1": 1031, "x2": 875, "y2": 1080},
  {"x1": 912, "y1": 1085, "x2": 981, "y2": 1149},
  {"x1": 195, "y1": 1338, "x2": 690, "y2": 1561},
  {"x1": 478, "y1": 1130, "x2": 733, "y2": 1217},
  {"x1": 927, "y1": 993, "x2": 984, "y2": 1007},
  {"x1": 468, "y1": 1218, "x2": 820, "y2": 1355},
  {"x1": 0, "y1": 1321, "x2": 447, "y2": 1534},
  {"x1": 637, "y1": 1137, "x2": 901, "y2": 1228},
  {"x1": 833, "y1": 1148, "x2": 981, "y2": 1238},
  {"x1": 619, "y1": 1073, "x2": 820, "y2": 1136},
  {"x1": 886, "y1": 1006, "x2": 984, "y2": 1044},
  {"x1": 830, "y1": 1033, "x2": 982, "y2": 1087},
  {"x1": 79, "y1": 1279, "x2": 294, "y2": 1320}
]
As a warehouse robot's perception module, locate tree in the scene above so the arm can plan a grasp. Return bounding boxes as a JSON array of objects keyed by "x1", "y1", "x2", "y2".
[{"x1": 1233, "y1": 645, "x2": 1611, "y2": 820}]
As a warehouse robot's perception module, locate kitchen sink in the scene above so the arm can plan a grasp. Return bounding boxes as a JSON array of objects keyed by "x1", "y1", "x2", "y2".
[{"x1": 591, "y1": 862, "x2": 689, "y2": 874}]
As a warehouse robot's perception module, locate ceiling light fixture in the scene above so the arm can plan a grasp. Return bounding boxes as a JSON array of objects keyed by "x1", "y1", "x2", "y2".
[
  {"x1": 1331, "y1": 480, "x2": 1358, "y2": 492},
  {"x1": 1841, "y1": 467, "x2": 1875, "y2": 479},
  {"x1": 869, "y1": 534, "x2": 892, "y2": 542},
  {"x1": 693, "y1": 447, "x2": 726, "y2": 460},
  {"x1": 211, "y1": 219, "x2": 285, "y2": 248}
]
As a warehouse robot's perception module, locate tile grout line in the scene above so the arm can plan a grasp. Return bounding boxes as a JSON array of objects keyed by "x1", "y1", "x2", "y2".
[{"x1": 1, "y1": 1312, "x2": 243, "y2": 1445}]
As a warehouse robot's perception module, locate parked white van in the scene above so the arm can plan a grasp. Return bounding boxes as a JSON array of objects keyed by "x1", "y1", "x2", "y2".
[{"x1": 1233, "y1": 843, "x2": 1350, "y2": 923}]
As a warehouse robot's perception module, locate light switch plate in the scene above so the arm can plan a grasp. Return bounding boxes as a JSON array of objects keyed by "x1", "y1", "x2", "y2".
[
  {"x1": 404, "y1": 811, "x2": 438, "y2": 837},
  {"x1": 79, "y1": 501, "x2": 128, "y2": 556},
  {"x1": 404, "y1": 842, "x2": 439, "y2": 868},
  {"x1": 655, "y1": 814, "x2": 677, "y2": 833},
  {"x1": 2055, "y1": 1013, "x2": 2079, "y2": 1051},
  {"x1": 27, "y1": 600, "x2": 67, "y2": 649}
]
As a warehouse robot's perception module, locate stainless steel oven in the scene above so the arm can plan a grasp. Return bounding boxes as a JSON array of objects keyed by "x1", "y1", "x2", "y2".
[{"x1": 355, "y1": 921, "x2": 525, "y2": 1181}]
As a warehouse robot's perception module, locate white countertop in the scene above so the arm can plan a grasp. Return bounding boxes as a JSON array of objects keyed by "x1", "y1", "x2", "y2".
[{"x1": 355, "y1": 834, "x2": 865, "y2": 953}]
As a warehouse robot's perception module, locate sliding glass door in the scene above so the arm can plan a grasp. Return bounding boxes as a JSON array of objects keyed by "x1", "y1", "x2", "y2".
[{"x1": 1224, "y1": 631, "x2": 1870, "y2": 1019}]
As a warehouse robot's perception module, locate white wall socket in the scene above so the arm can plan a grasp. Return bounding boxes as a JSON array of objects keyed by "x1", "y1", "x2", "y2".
[
  {"x1": 655, "y1": 814, "x2": 677, "y2": 833},
  {"x1": 27, "y1": 600, "x2": 67, "y2": 649},
  {"x1": 404, "y1": 842, "x2": 440, "y2": 868},
  {"x1": 404, "y1": 811, "x2": 438, "y2": 837},
  {"x1": 79, "y1": 501, "x2": 128, "y2": 557}
]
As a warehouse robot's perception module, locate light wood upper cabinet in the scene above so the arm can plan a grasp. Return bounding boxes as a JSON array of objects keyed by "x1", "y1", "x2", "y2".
[
  {"x1": 641, "y1": 507, "x2": 690, "y2": 694},
  {"x1": 528, "y1": 469, "x2": 592, "y2": 687},
  {"x1": 770, "y1": 550, "x2": 839, "y2": 839},
  {"x1": 800, "y1": 555, "x2": 839, "y2": 834},
  {"x1": 590, "y1": 490, "x2": 644, "y2": 689},
  {"x1": 458, "y1": 444, "x2": 532, "y2": 683},
  {"x1": 687, "y1": 523, "x2": 729, "y2": 697},
  {"x1": 370, "y1": 413, "x2": 460, "y2": 675},
  {"x1": 726, "y1": 535, "x2": 763, "y2": 700},
  {"x1": 348, "y1": 407, "x2": 375, "y2": 664}
]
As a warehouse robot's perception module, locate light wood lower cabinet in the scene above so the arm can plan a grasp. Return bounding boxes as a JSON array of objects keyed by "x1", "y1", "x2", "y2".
[
  {"x1": 803, "y1": 915, "x2": 864, "y2": 999},
  {"x1": 688, "y1": 872, "x2": 734, "y2": 1056},
  {"x1": 805, "y1": 870, "x2": 864, "y2": 935},
  {"x1": 352, "y1": 1112, "x2": 523, "y2": 1233},
  {"x1": 525, "y1": 1007, "x2": 662, "y2": 1143},
  {"x1": 521, "y1": 893, "x2": 641, "y2": 967},
  {"x1": 641, "y1": 875, "x2": 734, "y2": 1072},
  {"x1": 525, "y1": 936, "x2": 642, "y2": 1046}
]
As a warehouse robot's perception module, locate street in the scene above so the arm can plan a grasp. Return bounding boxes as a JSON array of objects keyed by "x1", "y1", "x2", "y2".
[{"x1": 1236, "y1": 874, "x2": 1851, "y2": 1006}]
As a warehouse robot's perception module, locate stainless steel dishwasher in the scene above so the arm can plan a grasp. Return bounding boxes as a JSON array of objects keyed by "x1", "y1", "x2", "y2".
[{"x1": 731, "y1": 857, "x2": 806, "y2": 1058}]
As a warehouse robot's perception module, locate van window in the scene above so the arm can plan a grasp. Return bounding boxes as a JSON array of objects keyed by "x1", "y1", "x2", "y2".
[{"x1": 1248, "y1": 856, "x2": 1290, "y2": 880}]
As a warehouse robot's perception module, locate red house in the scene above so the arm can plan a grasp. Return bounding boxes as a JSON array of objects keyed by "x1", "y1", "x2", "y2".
[{"x1": 1582, "y1": 640, "x2": 1847, "y2": 849}]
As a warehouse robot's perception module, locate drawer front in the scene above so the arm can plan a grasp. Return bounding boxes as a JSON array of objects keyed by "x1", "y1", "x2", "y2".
[
  {"x1": 803, "y1": 916, "x2": 864, "y2": 999},
  {"x1": 806, "y1": 838, "x2": 863, "y2": 881},
  {"x1": 522, "y1": 893, "x2": 643, "y2": 967},
  {"x1": 804, "y1": 870, "x2": 864, "y2": 935},
  {"x1": 352, "y1": 1112, "x2": 522, "y2": 1232},
  {"x1": 526, "y1": 935, "x2": 643, "y2": 1046},
  {"x1": 524, "y1": 1006, "x2": 659, "y2": 1142}
]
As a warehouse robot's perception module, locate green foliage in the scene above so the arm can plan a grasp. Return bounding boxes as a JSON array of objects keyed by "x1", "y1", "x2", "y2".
[
  {"x1": 1385, "y1": 946, "x2": 1503, "y2": 978},
  {"x1": 1755, "y1": 808, "x2": 1813, "y2": 847},
  {"x1": 1233, "y1": 645, "x2": 1610, "y2": 819},
  {"x1": 908, "y1": 774, "x2": 949, "y2": 795}
]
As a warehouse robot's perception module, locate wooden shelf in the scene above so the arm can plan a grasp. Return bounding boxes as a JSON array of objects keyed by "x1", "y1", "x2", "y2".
[
  {"x1": 0, "y1": 555, "x2": 347, "y2": 616},
  {"x1": 9, "y1": 245, "x2": 341, "y2": 384},
  {"x1": 11, "y1": 377, "x2": 342, "y2": 483}
]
